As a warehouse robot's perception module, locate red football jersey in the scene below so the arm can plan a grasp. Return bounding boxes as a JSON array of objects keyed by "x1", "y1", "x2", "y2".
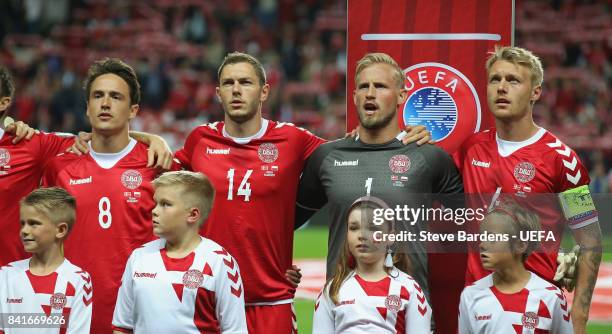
[
  {"x1": 453, "y1": 128, "x2": 596, "y2": 285},
  {"x1": 0, "y1": 130, "x2": 73, "y2": 266},
  {"x1": 42, "y1": 139, "x2": 161, "y2": 334},
  {"x1": 175, "y1": 119, "x2": 325, "y2": 304}
]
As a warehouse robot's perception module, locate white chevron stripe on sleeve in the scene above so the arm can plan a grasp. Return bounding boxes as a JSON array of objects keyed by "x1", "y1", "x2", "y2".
[
  {"x1": 563, "y1": 157, "x2": 577, "y2": 171},
  {"x1": 566, "y1": 170, "x2": 581, "y2": 185},
  {"x1": 547, "y1": 139, "x2": 563, "y2": 148}
]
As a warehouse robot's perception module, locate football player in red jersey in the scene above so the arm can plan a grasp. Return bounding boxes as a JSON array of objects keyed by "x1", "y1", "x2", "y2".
[
  {"x1": 175, "y1": 52, "x2": 325, "y2": 333},
  {"x1": 0, "y1": 64, "x2": 75, "y2": 267},
  {"x1": 42, "y1": 58, "x2": 177, "y2": 333},
  {"x1": 0, "y1": 63, "x2": 171, "y2": 268},
  {"x1": 453, "y1": 46, "x2": 601, "y2": 333}
]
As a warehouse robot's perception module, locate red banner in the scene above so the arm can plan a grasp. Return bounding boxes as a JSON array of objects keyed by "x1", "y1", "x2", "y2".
[
  {"x1": 347, "y1": 1, "x2": 514, "y2": 332},
  {"x1": 348, "y1": 0, "x2": 513, "y2": 153}
]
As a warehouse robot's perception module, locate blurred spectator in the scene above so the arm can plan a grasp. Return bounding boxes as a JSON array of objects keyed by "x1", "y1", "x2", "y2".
[
  {"x1": 590, "y1": 161, "x2": 610, "y2": 193},
  {"x1": 0, "y1": 0, "x2": 607, "y2": 182}
]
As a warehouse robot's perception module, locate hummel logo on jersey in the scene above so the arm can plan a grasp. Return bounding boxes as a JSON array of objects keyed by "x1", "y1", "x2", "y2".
[
  {"x1": 133, "y1": 272, "x2": 157, "y2": 278},
  {"x1": 6, "y1": 297, "x2": 22, "y2": 304},
  {"x1": 69, "y1": 176, "x2": 92, "y2": 185},
  {"x1": 334, "y1": 159, "x2": 359, "y2": 167},
  {"x1": 475, "y1": 314, "x2": 491, "y2": 321},
  {"x1": 471, "y1": 159, "x2": 490, "y2": 168},
  {"x1": 339, "y1": 299, "x2": 355, "y2": 306},
  {"x1": 206, "y1": 147, "x2": 230, "y2": 155}
]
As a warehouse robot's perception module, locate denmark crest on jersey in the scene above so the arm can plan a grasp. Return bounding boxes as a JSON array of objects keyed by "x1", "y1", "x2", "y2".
[
  {"x1": 384, "y1": 295, "x2": 402, "y2": 312},
  {"x1": 182, "y1": 269, "x2": 204, "y2": 289},
  {"x1": 513, "y1": 162, "x2": 536, "y2": 183},
  {"x1": 258, "y1": 143, "x2": 279, "y2": 163},
  {"x1": 0, "y1": 148, "x2": 10, "y2": 166},
  {"x1": 521, "y1": 311, "x2": 539, "y2": 329},
  {"x1": 389, "y1": 154, "x2": 410, "y2": 174},
  {"x1": 50, "y1": 292, "x2": 67, "y2": 310},
  {"x1": 121, "y1": 170, "x2": 143, "y2": 190},
  {"x1": 402, "y1": 63, "x2": 481, "y2": 152}
]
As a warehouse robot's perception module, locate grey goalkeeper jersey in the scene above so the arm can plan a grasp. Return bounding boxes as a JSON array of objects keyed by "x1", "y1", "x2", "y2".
[{"x1": 296, "y1": 133, "x2": 463, "y2": 303}]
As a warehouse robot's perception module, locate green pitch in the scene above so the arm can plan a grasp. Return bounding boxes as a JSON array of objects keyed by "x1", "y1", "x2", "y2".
[{"x1": 293, "y1": 226, "x2": 612, "y2": 333}]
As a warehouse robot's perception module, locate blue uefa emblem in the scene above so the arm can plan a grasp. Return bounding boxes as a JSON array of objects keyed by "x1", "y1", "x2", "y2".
[{"x1": 402, "y1": 63, "x2": 481, "y2": 152}]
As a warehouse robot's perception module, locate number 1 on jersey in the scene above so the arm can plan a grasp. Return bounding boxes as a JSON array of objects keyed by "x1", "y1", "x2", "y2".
[
  {"x1": 365, "y1": 178, "x2": 373, "y2": 196},
  {"x1": 227, "y1": 168, "x2": 253, "y2": 202}
]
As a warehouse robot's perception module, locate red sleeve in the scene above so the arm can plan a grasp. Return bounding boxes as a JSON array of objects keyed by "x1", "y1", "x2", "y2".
[
  {"x1": 38, "y1": 132, "x2": 74, "y2": 161},
  {"x1": 297, "y1": 126, "x2": 326, "y2": 161},
  {"x1": 175, "y1": 127, "x2": 204, "y2": 171},
  {"x1": 452, "y1": 136, "x2": 472, "y2": 173},
  {"x1": 553, "y1": 146, "x2": 590, "y2": 192},
  {"x1": 41, "y1": 157, "x2": 61, "y2": 187},
  {"x1": 452, "y1": 146, "x2": 464, "y2": 173}
]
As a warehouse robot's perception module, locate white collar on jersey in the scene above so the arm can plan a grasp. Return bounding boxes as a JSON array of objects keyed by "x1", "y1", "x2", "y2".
[
  {"x1": 354, "y1": 131, "x2": 406, "y2": 142},
  {"x1": 0, "y1": 127, "x2": 4, "y2": 141},
  {"x1": 496, "y1": 127, "x2": 546, "y2": 157},
  {"x1": 222, "y1": 119, "x2": 269, "y2": 144},
  {"x1": 88, "y1": 138, "x2": 137, "y2": 169}
]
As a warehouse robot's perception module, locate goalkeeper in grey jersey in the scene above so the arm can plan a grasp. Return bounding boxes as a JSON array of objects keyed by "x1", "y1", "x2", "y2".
[{"x1": 296, "y1": 53, "x2": 464, "y2": 331}]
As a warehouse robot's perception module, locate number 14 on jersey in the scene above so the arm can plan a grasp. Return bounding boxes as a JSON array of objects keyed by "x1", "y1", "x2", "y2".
[{"x1": 227, "y1": 168, "x2": 253, "y2": 202}]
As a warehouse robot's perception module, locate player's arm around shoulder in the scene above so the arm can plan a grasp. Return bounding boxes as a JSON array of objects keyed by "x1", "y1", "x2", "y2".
[
  {"x1": 211, "y1": 247, "x2": 247, "y2": 334},
  {"x1": 66, "y1": 269, "x2": 93, "y2": 334}
]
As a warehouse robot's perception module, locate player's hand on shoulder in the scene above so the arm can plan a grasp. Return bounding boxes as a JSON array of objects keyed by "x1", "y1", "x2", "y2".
[
  {"x1": 285, "y1": 264, "x2": 302, "y2": 288},
  {"x1": 66, "y1": 131, "x2": 91, "y2": 155},
  {"x1": 146, "y1": 134, "x2": 173, "y2": 170},
  {"x1": 402, "y1": 124, "x2": 434, "y2": 146},
  {"x1": 4, "y1": 118, "x2": 39, "y2": 143}
]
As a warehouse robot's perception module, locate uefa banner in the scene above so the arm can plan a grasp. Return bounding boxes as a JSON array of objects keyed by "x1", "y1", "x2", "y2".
[
  {"x1": 347, "y1": 1, "x2": 514, "y2": 332},
  {"x1": 347, "y1": 0, "x2": 514, "y2": 153}
]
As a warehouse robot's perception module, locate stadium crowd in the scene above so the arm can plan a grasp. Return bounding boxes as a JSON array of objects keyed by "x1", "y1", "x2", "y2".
[{"x1": 0, "y1": 0, "x2": 609, "y2": 191}]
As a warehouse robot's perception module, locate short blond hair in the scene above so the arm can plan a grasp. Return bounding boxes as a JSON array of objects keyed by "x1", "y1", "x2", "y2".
[
  {"x1": 488, "y1": 200, "x2": 542, "y2": 261},
  {"x1": 20, "y1": 187, "x2": 76, "y2": 232},
  {"x1": 355, "y1": 53, "x2": 405, "y2": 89},
  {"x1": 486, "y1": 45, "x2": 544, "y2": 87},
  {"x1": 153, "y1": 171, "x2": 215, "y2": 226}
]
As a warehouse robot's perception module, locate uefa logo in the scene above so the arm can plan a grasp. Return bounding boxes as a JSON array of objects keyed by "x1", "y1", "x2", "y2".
[{"x1": 402, "y1": 63, "x2": 481, "y2": 152}]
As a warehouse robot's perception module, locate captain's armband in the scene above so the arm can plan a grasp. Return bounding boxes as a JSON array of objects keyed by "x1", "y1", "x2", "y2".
[{"x1": 558, "y1": 185, "x2": 598, "y2": 229}]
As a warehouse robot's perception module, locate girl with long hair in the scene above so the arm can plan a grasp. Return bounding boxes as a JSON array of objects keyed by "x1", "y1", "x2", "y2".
[{"x1": 313, "y1": 196, "x2": 431, "y2": 333}]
